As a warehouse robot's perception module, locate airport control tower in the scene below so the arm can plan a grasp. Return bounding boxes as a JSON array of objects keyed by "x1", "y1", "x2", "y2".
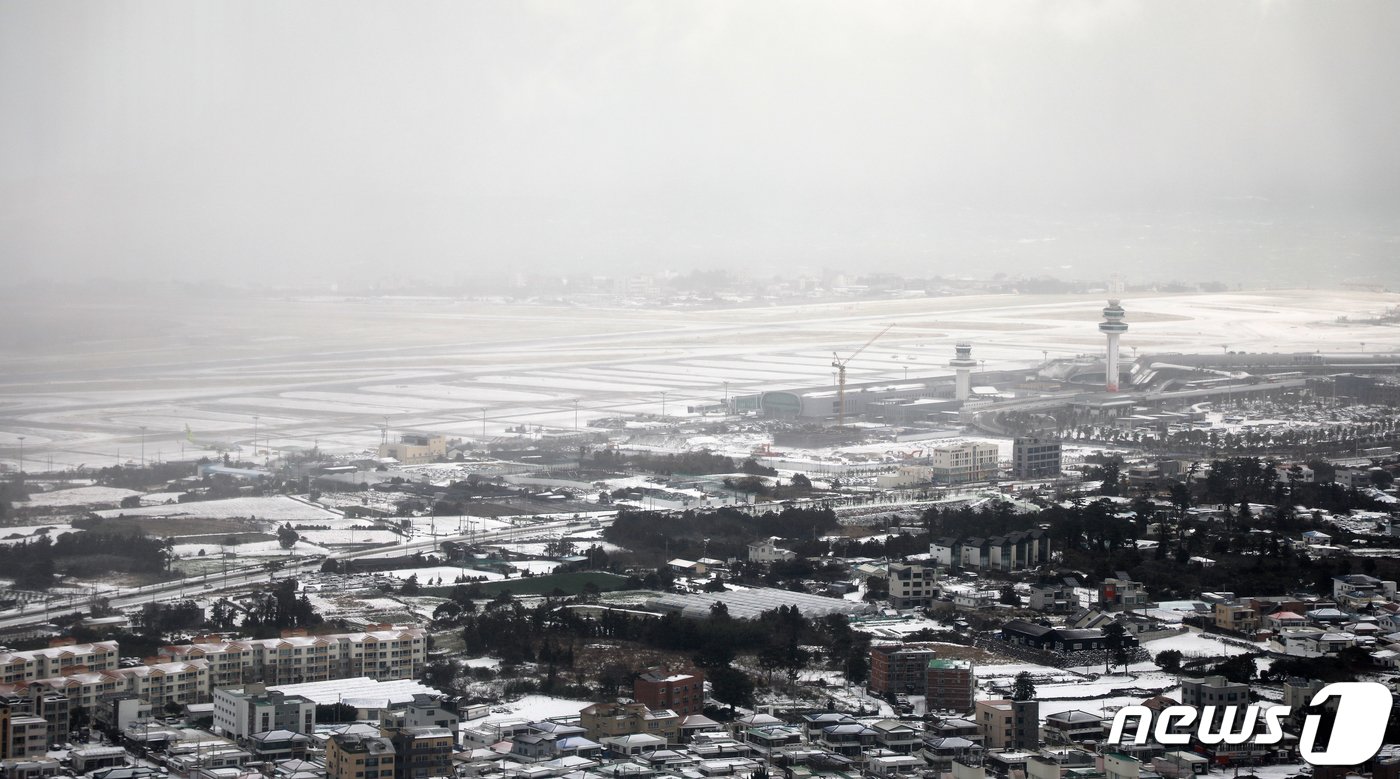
[
  {"x1": 1099, "y1": 300, "x2": 1128, "y2": 392},
  {"x1": 950, "y1": 342, "x2": 977, "y2": 400}
]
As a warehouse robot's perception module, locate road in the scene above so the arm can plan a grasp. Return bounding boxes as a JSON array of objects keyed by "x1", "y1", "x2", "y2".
[{"x1": 0, "y1": 514, "x2": 613, "y2": 630}]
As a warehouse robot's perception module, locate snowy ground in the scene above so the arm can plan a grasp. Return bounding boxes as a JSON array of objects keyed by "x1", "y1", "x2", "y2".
[
  {"x1": 20, "y1": 485, "x2": 141, "y2": 508},
  {"x1": 381, "y1": 566, "x2": 505, "y2": 583},
  {"x1": 93, "y1": 495, "x2": 342, "y2": 521},
  {"x1": 481, "y1": 694, "x2": 592, "y2": 724},
  {"x1": 1142, "y1": 631, "x2": 1253, "y2": 658},
  {"x1": 5, "y1": 290, "x2": 1398, "y2": 471}
]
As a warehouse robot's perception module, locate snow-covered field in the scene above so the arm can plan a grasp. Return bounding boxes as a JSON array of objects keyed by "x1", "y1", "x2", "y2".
[
  {"x1": 481, "y1": 694, "x2": 593, "y2": 724},
  {"x1": 93, "y1": 496, "x2": 342, "y2": 521},
  {"x1": 1142, "y1": 631, "x2": 1253, "y2": 658},
  {"x1": 381, "y1": 566, "x2": 505, "y2": 583},
  {"x1": 21, "y1": 485, "x2": 141, "y2": 507}
]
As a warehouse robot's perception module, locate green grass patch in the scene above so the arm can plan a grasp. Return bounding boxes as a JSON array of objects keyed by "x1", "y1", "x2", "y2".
[{"x1": 424, "y1": 570, "x2": 628, "y2": 597}]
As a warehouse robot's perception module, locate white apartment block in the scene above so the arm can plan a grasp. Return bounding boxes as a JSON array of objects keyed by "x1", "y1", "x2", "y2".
[
  {"x1": 24, "y1": 660, "x2": 211, "y2": 711},
  {"x1": 0, "y1": 641, "x2": 120, "y2": 685},
  {"x1": 159, "y1": 627, "x2": 427, "y2": 688},
  {"x1": 214, "y1": 686, "x2": 316, "y2": 741},
  {"x1": 930, "y1": 443, "x2": 1000, "y2": 484}
]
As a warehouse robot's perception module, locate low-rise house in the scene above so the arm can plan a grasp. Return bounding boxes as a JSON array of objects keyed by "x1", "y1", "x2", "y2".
[
  {"x1": 1333, "y1": 575, "x2": 1397, "y2": 607},
  {"x1": 870, "y1": 720, "x2": 921, "y2": 753},
  {"x1": 816, "y1": 723, "x2": 876, "y2": 758},
  {"x1": 1043, "y1": 711, "x2": 1103, "y2": 745},
  {"x1": 1028, "y1": 584, "x2": 1076, "y2": 613},
  {"x1": 580, "y1": 701, "x2": 679, "y2": 744}
]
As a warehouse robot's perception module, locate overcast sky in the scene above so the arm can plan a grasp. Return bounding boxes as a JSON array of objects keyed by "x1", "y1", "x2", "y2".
[{"x1": 3, "y1": 1, "x2": 1399, "y2": 286}]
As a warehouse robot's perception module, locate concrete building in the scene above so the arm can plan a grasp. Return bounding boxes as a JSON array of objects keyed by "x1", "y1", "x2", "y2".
[
  {"x1": 376, "y1": 434, "x2": 447, "y2": 465},
  {"x1": 326, "y1": 734, "x2": 396, "y2": 779},
  {"x1": 930, "y1": 443, "x2": 1000, "y2": 484},
  {"x1": 381, "y1": 727, "x2": 453, "y2": 779},
  {"x1": 1013, "y1": 438, "x2": 1063, "y2": 480},
  {"x1": 956, "y1": 531, "x2": 1052, "y2": 572},
  {"x1": 869, "y1": 645, "x2": 938, "y2": 696},
  {"x1": 746, "y1": 538, "x2": 795, "y2": 563},
  {"x1": 887, "y1": 562, "x2": 939, "y2": 609},
  {"x1": 1212, "y1": 601, "x2": 1260, "y2": 635},
  {"x1": 975, "y1": 699, "x2": 1038, "y2": 750},
  {"x1": 634, "y1": 668, "x2": 705, "y2": 717},
  {"x1": 1044, "y1": 710, "x2": 1103, "y2": 744},
  {"x1": 24, "y1": 692, "x2": 67, "y2": 749},
  {"x1": 925, "y1": 659, "x2": 975, "y2": 714},
  {"x1": 0, "y1": 642, "x2": 120, "y2": 686},
  {"x1": 213, "y1": 685, "x2": 316, "y2": 741},
  {"x1": 380, "y1": 695, "x2": 459, "y2": 743},
  {"x1": 1028, "y1": 583, "x2": 1076, "y2": 613},
  {"x1": 92, "y1": 693, "x2": 151, "y2": 734},
  {"x1": 1098, "y1": 578, "x2": 1149, "y2": 612},
  {"x1": 159, "y1": 627, "x2": 428, "y2": 687},
  {"x1": 0, "y1": 695, "x2": 50, "y2": 760},
  {"x1": 1333, "y1": 574, "x2": 1397, "y2": 607},
  {"x1": 1179, "y1": 676, "x2": 1248, "y2": 709},
  {"x1": 579, "y1": 701, "x2": 679, "y2": 744}
]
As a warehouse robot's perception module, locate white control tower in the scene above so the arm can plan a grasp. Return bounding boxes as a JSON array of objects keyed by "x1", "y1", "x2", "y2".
[
  {"x1": 950, "y1": 342, "x2": 977, "y2": 400},
  {"x1": 1099, "y1": 300, "x2": 1128, "y2": 392}
]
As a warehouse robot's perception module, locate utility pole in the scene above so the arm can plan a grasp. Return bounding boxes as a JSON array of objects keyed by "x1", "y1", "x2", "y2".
[
  {"x1": 660, "y1": 392, "x2": 668, "y2": 418},
  {"x1": 574, "y1": 399, "x2": 579, "y2": 432},
  {"x1": 16, "y1": 435, "x2": 24, "y2": 478},
  {"x1": 140, "y1": 426, "x2": 147, "y2": 467}
]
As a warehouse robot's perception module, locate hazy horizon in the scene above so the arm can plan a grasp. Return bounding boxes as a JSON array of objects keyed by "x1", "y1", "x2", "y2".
[{"x1": 4, "y1": 1, "x2": 1400, "y2": 287}]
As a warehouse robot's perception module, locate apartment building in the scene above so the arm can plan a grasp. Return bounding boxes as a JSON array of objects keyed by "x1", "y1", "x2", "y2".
[
  {"x1": 633, "y1": 668, "x2": 706, "y2": 716},
  {"x1": 975, "y1": 699, "x2": 1038, "y2": 750},
  {"x1": 213, "y1": 685, "x2": 316, "y2": 741},
  {"x1": 0, "y1": 641, "x2": 119, "y2": 686},
  {"x1": 23, "y1": 660, "x2": 210, "y2": 711},
  {"x1": 159, "y1": 627, "x2": 427, "y2": 687},
  {"x1": 887, "y1": 562, "x2": 939, "y2": 609},
  {"x1": 930, "y1": 443, "x2": 1000, "y2": 484},
  {"x1": 1012, "y1": 437, "x2": 1063, "y2": 480},
  {"x1": 326, "y1": 734, "x2": 396, "y2": 779},
  {"x1": 953, "y1": 530, "x2": 1053, "y2": 572},
  {"x1": 925, "y1": 659, "x2": 975, "y2": 714},
  {"x1": 0, "y1": 694, "x2": 52, "y2": 759},
  {"x1": 117, "y1": 661, "x2": 211, "y2": 710},
  {"x1": 382, "y1": 727, "x2": 454, "y2": 779},
  {"x1": 868, "y1": 644, "x2": 938, "y2": 696}
]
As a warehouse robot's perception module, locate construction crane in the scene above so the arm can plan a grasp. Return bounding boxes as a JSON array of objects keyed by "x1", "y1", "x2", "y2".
[{"x1": 831, "y1": 323, "x2": 894, "y2": 427}]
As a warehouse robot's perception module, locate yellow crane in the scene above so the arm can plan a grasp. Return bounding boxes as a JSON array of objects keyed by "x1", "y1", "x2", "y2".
[{"x1": 831, "y1": 323, "x2": 894, "y2": 427}]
